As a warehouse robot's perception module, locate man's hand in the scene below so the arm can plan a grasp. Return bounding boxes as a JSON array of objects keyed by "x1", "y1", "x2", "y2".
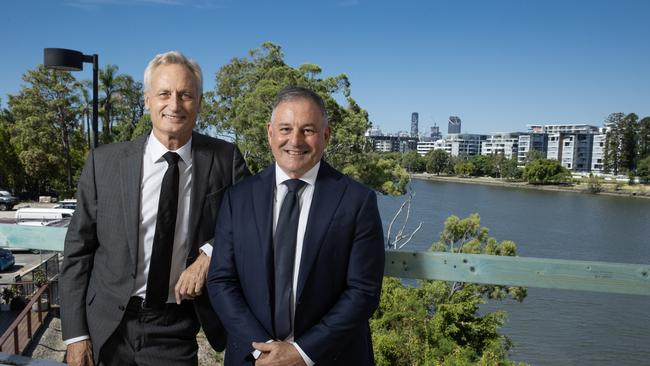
[
  {"x1": 252, "y1": 341, "x2": 306, "y2": 366},
  {"x1": 174, "y1": 252, "x2": 210, "y2": 304},
  {"x1": 66, "y1": 339, "x2": 93, "y2": 366}
]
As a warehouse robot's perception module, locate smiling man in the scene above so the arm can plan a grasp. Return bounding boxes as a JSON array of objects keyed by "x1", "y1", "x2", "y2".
[
  {"x1": 207, "y1": 86, "x2": 385, "y2": 365},
  {"x1": 60, "y1": 51, "x2": 249, "y2": 366}
]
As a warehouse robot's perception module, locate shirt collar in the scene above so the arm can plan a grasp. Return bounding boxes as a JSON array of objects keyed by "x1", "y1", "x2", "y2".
[
  {"x1": 147, "y1": 132, "x2": 193, "y2": 165},
  {"x1": 275, "y1": 161, "x2": 320, "y2": 188}
]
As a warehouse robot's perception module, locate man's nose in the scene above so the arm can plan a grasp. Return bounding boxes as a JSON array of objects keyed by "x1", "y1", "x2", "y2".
[
  {"x1": 168, "y1": 94, "x2": 181, "y2": 110},
  {"x1": 289, "y1": 130, "x2": 303, "y2": 145}
]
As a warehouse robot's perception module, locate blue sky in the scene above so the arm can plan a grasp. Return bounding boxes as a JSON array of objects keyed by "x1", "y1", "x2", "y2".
[{"x1": 1, "y1": 0, "x2": 649, "y2": 134}]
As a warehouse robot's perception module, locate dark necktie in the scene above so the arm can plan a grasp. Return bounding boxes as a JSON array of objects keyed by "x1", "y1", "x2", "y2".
[
  {"x1": 146, "y1": 151, "x2": 180, "y2": 309},
  {"x1": 274, "y1": 178, "x2": 306, "y2": 340}
]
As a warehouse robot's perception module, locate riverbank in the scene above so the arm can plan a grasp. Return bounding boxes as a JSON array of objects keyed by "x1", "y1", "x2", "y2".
[{"x1": 411, "y1": 173, "x2": 650, "y2": 199}]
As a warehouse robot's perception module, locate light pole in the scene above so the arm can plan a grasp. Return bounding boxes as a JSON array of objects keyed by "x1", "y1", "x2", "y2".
[{"x1": 44, "y1": 48, "x2": 99, "y2": 148}]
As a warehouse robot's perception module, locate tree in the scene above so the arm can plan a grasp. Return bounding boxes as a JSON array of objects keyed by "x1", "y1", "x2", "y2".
[
  {"x1": 603, "y1": 112, "x2": 625, "y2": 175},
  {"x1": 500, "y1": 157, "x2": 521, "y2": 180},
  {"x1": 619, "y1": 113, "x2": 638, "y2": 172},
  {"x1": 454, "y1": 161, "x2": 475, "y2": 177},
  {"x1": 112, "y1": 76, "x2": 145, "y2": 142},
  {"x1": 523, "y1": 159, "x2": 571, "y2": 185},
  {"x1": 425, "y1": 149, "x2": 449, "y2": 175},
  {"x1": 8, "y1": 66, "x2": 85, "y2": 195},
  {"x1": 637, "y1": 117, "x2": 650, "y2": 162},
  {"x1": 371, "y1": 214, "x2": 526, "y2": 365},
  {"x1": 0, "y1": 103, "x2": 24, "y2": 191},
  {"x1": 206, "y1": 42, "x2": 406, "y2": 194},
  {"x1": 469, "y1": 155, "x2": 494, "y2": 177},
  {"x1": 638, "y1": 156, "x2": 650, "y2": 184},
  {"x1": 98, "y1": 64, "x2": 131, "y2": 143},
  {"x1": 524, "y1": 149, "x2": 546, "y2": 164},
  {"x1": 401, "y1": 151, "x2": 425, "y2": 173}
]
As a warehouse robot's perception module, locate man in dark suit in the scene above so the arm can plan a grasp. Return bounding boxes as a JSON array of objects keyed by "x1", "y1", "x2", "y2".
[
  {"x1": 207, "y1": 86, "x2": 385, "y2": 365},
  {"x1": 60, "y1": 51, "x2": 249, "y2": 366}
]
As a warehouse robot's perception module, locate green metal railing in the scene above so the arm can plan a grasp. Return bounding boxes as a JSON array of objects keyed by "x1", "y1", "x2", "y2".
[{"x1": 1, "y1": 225, "x2": 649, "y2": 296}]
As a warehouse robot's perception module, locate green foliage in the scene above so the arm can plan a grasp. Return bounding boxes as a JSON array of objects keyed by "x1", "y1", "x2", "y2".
[
  {"x1": 585, "y1": 173, "x2": 603, "y2": 193},
  {"x1": 638, "y1": 156, "x2": 650, "y2": 184},
  {"x1": 342, "y1": 153, "x2": 409, "y2": 196},
  {"x1": 0, "y1": 106, "x2": 25, "y2": 191},
  {"x1": 8, "y1": 66, "x2": 86, "y2": 196},
  {"x1": 425, "y1": 149, "x2": 450, "y2": 175},
  {"x1": 401, "y1": 151, "x2": 426, "y2": 173},
  {"x1": 431, "y1": 214, "x2": 527, "y2": 302},
  {"x1": 639, "y1": 117, "x2": 650, "y2": 161},
  {"x1": 206, "y1": 42, "x2": 406, "y2": 194},
  {"x1": 454, "y1": 161, "x2": 475, "y2": 177},
  {"x1": 372, "y1": 214, "x2": 527, "y2": 365},
  {"x1": 523, "y1": 159, "x2": 571, "y2": 185},
  {"x1": 602, "y1": 112, "x2": 644, "y2": 175},
  {"x1": 524, "y1": 149, "x2": 546, "y2": 164}
]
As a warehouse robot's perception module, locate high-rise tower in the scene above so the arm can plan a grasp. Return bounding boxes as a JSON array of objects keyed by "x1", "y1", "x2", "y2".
[
  {"x1": 448, "y1": 116, "x2": 461, "y2": 134},
  {"x1": 411, "y1": 112, "x2": 419, "y2": 137}
]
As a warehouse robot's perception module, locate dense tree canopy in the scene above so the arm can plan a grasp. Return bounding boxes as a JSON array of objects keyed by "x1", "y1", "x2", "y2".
[
  {"x1": 371, "y1": 214, "x2": 526, "y2": 365},
  {"x1": 8, "y1": 66, "x2": 86, "y2": 195},
  {"x1": 523, "y1": 159, "x2": 571, "y2": 184},
  {"x1": 204, "y1": 42, "x2": 407, "y2": 194}
]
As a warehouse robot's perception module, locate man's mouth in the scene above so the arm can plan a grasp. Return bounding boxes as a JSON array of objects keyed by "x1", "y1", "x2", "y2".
[
  {"x1": 163, "y1": 113, "x2": 184, "y2": 120},
  {"x1": 284, "y1": 150, "x2": 307, "y2": 156}
]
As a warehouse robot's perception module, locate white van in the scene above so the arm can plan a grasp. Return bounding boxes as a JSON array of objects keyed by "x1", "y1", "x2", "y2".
[{"x1": 15, "y1": 208, "x2": 75, "y2": 226}]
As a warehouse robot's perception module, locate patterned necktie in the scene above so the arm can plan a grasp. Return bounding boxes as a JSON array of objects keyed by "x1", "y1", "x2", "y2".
[
  {"x1": 146, "y1": 151, "x2": 180, "y2": 309},
  {"x1": 274, "y1": 178, "x2": 306, "y2": 339}
]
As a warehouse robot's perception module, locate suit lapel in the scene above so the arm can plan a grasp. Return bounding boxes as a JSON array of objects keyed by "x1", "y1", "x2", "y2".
[
  {"x1": 187, "y1": 133, "x2": 215, "y2": 257},
  {"x1": 120, "y1": 134, "x2": 147, "y2": 268},
  {"x1": 296, "y1": 162, "x2": 346, "y2": 300},
  {"x1": 252, "y1": 166, "x2": 275, "y2": 295}
]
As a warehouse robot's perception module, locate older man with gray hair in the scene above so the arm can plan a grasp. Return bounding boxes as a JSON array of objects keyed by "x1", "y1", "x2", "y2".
[{"x1": 61, "y1": 51, "x2": 250, "y2": 366}]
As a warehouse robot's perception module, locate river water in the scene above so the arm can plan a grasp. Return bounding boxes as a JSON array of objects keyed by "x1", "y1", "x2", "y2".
[{"x1": 376, "y1": 178, "x2": 650, "y2": 366}]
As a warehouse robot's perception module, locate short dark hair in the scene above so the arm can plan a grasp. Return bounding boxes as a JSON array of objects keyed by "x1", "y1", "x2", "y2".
[{"x1": 271, "y1": 86, "x2": 328, "y2": 124}]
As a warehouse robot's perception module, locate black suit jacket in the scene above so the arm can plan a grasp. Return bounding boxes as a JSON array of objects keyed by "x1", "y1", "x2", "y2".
[
  {"x1": 207, "y1": 161, "x2": 385, "y2": 365},
  {"x1": 60, "y1": 131, "x2": 250, "y2": 362}
]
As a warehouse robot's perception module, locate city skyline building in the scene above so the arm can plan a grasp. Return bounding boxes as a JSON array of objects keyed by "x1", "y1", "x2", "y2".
[
  {"x1": 411, "y1": 112, "x2": 419, "y2": 138},
  {"x1": 448, "y1": 116, "x2": 461, "y2": 134}
]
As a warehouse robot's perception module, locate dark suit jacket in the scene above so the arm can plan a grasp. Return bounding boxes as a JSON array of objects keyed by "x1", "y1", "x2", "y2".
[
  {"x1": 207, "y1": 161, "x2": 385, "y2": 366},
  {"x1": 60, "y1": 131, "x2": 250, "y2": 363}
]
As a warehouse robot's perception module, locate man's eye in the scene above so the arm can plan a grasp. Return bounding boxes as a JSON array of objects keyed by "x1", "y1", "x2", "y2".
[
  {"x1": 158, "y1": 92, "x2": 170, "y2": 97},
  {"x1": 303, "y1": 129, "x2": 315, "y2": 136},
  {"x1": 182, "y1": 93, "x2": 193, "y2": 100},
  {"x1": 279, "y1": 127, "x2": 291, "y2": 133}
]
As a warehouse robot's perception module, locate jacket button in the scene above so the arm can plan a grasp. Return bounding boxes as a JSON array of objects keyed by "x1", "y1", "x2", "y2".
[{"x1": 119, "y1": 305, "x2": 125, "y2": 311}]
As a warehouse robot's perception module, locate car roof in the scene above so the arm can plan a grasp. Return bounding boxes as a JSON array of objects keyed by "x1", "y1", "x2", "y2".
[{"x1": 15, "y1": 208, "x2": 75, "y2": 214}]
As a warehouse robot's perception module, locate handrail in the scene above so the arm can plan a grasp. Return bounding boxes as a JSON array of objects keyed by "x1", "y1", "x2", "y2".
[
  {"x1": 385, "y1": 250, "x2": 650, "y2": 296},
  {"x1": 0, "y1": 284, "x2": 50, "y2": 354}
]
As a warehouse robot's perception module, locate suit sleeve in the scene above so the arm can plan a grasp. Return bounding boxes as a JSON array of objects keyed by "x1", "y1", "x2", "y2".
[
  {"x1": 296, "y1": 189, "x2": 385, "y2": 362},
  {"x1": 60, "y1": 150, "x2": 99, "y2": 340},
  {"x1": 207, "y1": 189, "x2": 272, "y2": 353}
]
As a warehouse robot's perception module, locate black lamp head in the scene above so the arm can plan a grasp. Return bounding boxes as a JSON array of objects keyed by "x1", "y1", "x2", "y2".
[{"x1": 44, "y1": 48, "x2": 84, "y2": 71}]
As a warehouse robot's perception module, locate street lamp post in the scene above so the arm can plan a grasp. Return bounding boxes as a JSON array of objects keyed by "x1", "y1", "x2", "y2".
[{"x1": 44, "y1": 48, "x2": 99, "y2": 148}]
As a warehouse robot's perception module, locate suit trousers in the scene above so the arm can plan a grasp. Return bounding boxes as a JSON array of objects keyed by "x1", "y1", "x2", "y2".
[{"x1": 98, "y1": 297, "x2": 200, "y2": 366}]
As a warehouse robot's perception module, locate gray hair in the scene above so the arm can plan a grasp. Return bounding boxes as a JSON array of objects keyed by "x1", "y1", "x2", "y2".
[
  {"x1": 143, "y1": 51, "x2": 203, "y2": 97},
  {"x1": 271, "y1": 86, "x2": 328, "y2": 124}
]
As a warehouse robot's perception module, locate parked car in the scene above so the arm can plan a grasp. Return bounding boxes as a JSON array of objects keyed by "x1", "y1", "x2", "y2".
[
  {"x1": 0, "y1": 190, "x2": 19, "y2": 211},
  {"x1": 0, "y1": 248, "x2": 15, "y2": 271},
  {"x1": 15, "y1": 208, "x2": 75, "y2": 226},
  {"x1": 53, "y1": 199, "x2": 77, "y2": 210}
]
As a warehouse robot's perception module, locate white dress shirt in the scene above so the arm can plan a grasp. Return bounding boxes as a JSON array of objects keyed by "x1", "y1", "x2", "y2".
[
  {"x1": 132, "y1": 133, "x2": 193, "y2": 302},
  {"x1": 256, "y1": 162, "x2": 320, "y2": 365}
]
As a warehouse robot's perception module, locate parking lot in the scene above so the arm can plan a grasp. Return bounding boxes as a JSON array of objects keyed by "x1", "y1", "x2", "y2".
[
  {"x1": 0, "y1": 202, "x2": 58, "y2": 223},
  {"x1": 0, "y1": 203, "x2": 63, "y2": 283},
  {"x1": 0, "y1": 251, "x2": 59, "y2": 284}
]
